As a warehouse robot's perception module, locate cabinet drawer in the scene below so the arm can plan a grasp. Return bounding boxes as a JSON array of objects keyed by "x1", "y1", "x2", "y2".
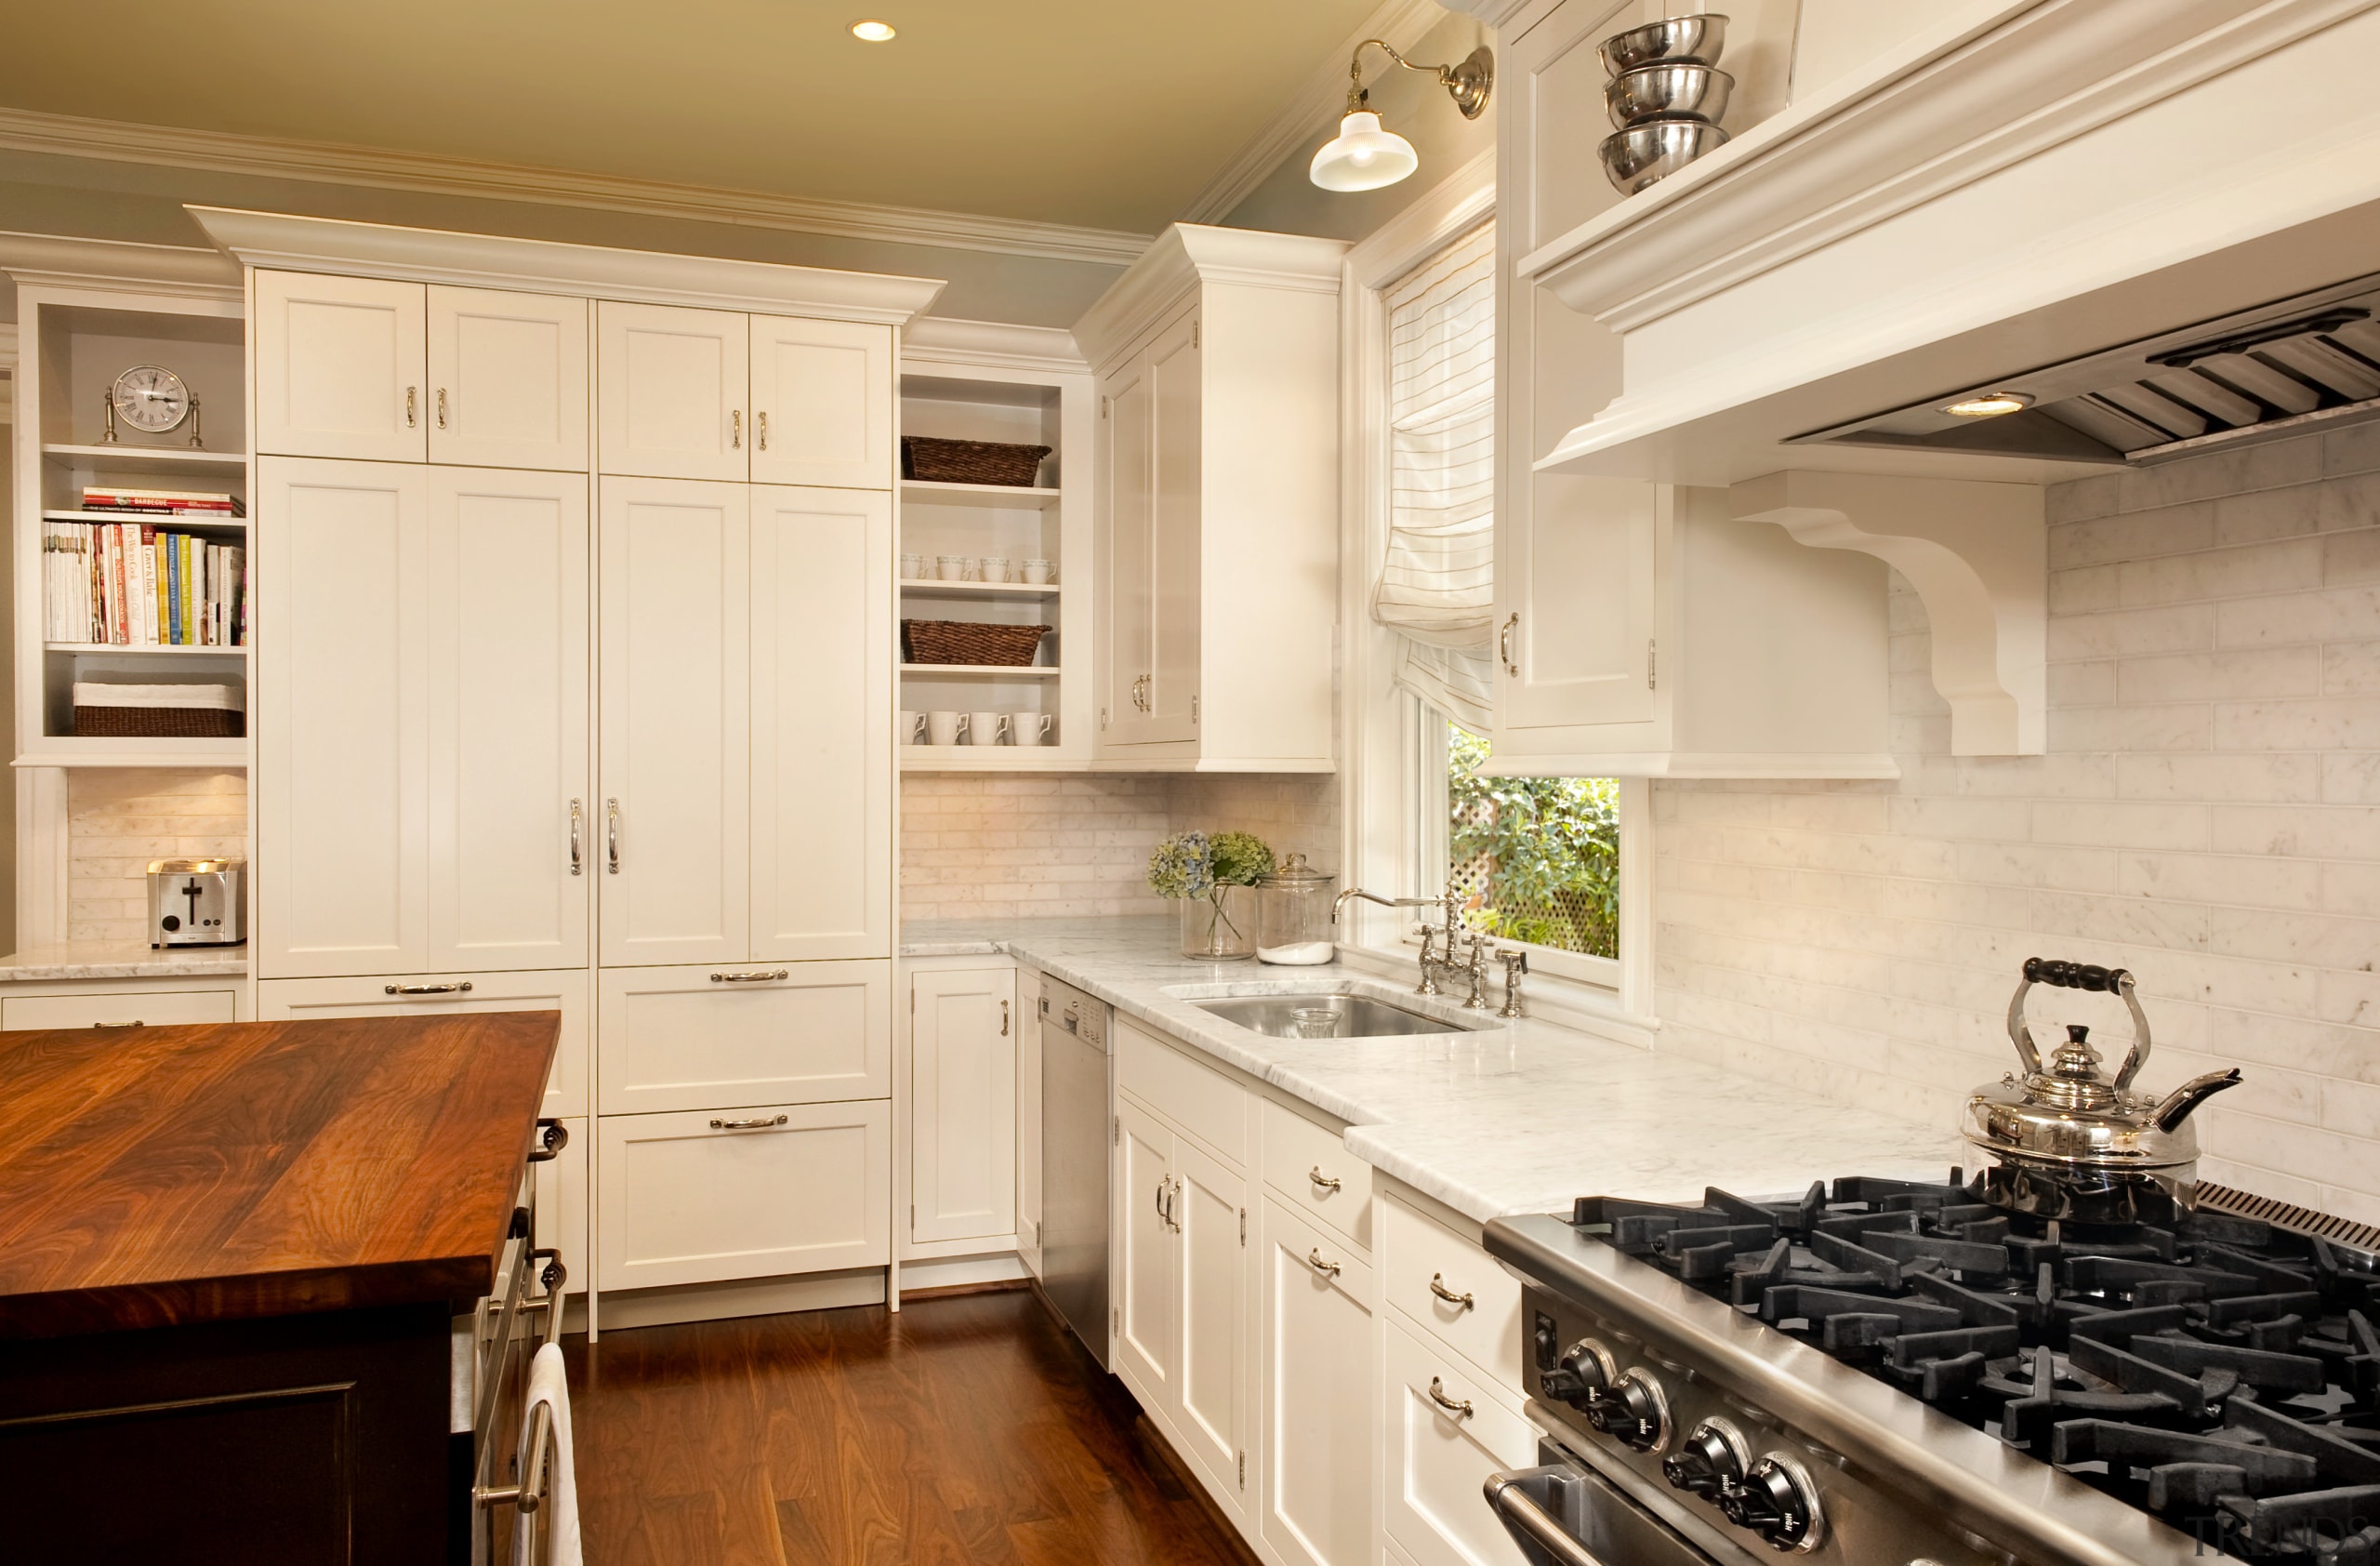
[
  {"x1": 598, "y1": 960, "x2": 890, "y2": 1115},
  {"x1": 258, "y1": 970, "x2": 589, "y2": 1119},
  {"x1": 1116, "y1": 1015, "x2": 1246, "y2": 1165},
  {"x1": 1382, "y1": 1320, "x2": 1534, "y2": 1566},
  {"x1": 596, "y1": 1099, "x2": 890, "y2": 1292},
  {"x1": 1262, "y1": 1097, "x2": 1372, "y2": 1252},
  {"x1": 0, "y1": 989, "x2": 238, "y2": 1031},
  {"x1": 1382, "y1": 1198, "x2": 1524, "y2": 1395}
]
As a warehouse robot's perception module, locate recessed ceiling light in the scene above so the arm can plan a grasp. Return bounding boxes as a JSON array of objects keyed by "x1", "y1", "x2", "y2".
[
  {"x1": 850, "y1": 19, "x2": 896, "y2": 41},
  {"x1": 1940, "y1": 392, "x2": 2032, "y2": 418}
]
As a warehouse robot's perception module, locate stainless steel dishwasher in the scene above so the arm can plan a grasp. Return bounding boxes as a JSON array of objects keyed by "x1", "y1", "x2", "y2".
[{"x1": 1038, "y1": 975, "x2": 1111, "y2": 1369}]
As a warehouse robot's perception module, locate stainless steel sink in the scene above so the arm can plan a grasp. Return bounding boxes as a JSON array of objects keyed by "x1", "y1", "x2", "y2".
[{"x1": 1194, "y1": 993, "x2": 1471, "y2": 1039}]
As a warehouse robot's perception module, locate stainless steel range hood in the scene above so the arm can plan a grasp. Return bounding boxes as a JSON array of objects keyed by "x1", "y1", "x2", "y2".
[{"x1": 1791, "y1": 271, "x2": 2380, "y2": 467}]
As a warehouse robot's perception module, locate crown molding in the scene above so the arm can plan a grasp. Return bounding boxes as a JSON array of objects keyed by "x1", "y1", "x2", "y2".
[
  {"x1": 1072, "y1": 223, "x2": 1349, "y2": 371},
  {"x1": 188, "y1": 206, "x2": 945, "y2": 324},
  {"x1": 1176, "y1": 0, "x2": 1452, "y2": 225},
  {"x1": 1430, "y1": 0, "x2": 1534, "y2": 25},
  {"x1": 0, "y1": 230, "x2": 241, "y2": 298},
  {"x1": 901, "y1": 316, "x2": 1087, "y2": 375},
  {"x1": 0, "y1": 105, "x2": 1152, "y2": 269}
]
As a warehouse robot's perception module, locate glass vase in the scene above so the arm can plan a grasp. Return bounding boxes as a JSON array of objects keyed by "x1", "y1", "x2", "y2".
[{"x1": 1180, "y1": 885, "x2": 1257, "y2": 962}]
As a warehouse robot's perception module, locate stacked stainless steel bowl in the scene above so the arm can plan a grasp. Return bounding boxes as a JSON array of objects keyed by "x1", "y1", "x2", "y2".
[{"x1": 1597, "y1": 14, "x2": 1732, "y2": 194}]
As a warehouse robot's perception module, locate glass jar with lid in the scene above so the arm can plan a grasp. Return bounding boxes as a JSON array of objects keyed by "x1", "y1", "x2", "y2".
[{"x1": 1256, "y1": 853, "x2": 1338, "y2": 965}]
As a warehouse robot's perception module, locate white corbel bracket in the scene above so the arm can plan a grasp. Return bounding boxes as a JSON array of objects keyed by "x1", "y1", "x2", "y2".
[{"x1": 1729, "y1": 471, "x2": 2044, "y2": 756}]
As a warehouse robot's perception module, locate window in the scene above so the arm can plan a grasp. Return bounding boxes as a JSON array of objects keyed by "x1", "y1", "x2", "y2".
[{"x1": 1445, "y1": 721, "x2": 1620, "y2": 960}]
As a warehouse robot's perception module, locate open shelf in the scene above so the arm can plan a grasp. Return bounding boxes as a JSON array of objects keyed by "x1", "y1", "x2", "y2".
[
  {"x1": 900, "y1": 663, "x2": 1061, "y2": 678},
  {"x1": 47, "y1": 643, "x2": 246, "y2": 657},
  {"x1": 46, "y1": 509, "x2": 246, "y2": 531},
  {"x1": 898, "y1": 577, "x2": 1058, "y2": 600},
  {"x1": 900, "y1": 479, "x2": 1061, "y2": 510},
  {"x1": 44, "y1": 444, "x2": 248, "y2": 478},
  {"x1": 900, "y1": 745, "x2": 1087, "y2": 771}
]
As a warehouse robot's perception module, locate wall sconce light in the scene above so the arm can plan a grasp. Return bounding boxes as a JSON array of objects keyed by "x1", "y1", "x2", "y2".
[{"x1": 1309, "y1": 40, "x2": 1494, "y2": 192}]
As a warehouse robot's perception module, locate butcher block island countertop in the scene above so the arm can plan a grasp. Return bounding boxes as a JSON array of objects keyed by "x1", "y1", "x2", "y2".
[{"x1": 0, "y1": 1012, "x2": 560, "y2": 1339}]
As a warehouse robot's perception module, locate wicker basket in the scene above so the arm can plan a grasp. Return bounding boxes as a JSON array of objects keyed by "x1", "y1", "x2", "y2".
[
  {"x1": 72, "y1": 682, "x2": 245, "y2": 738},
  {"x1": 903, "y1": 620, "x2": 1049, "y2": 667},
  {"x1": 901, "y1": 436, "x2": 1051, "y2": 487}
]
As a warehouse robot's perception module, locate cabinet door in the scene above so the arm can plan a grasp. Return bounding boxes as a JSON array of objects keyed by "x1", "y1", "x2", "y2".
[
  {"x1": 1017, "y1": 975, "x2": 1043, "y2": 1274},
  {"x1": 749, "y1": 485, "x2": 892, "y2": 962},
  {"x1": 1114, "y1": 1097, "x2": 1179, "y2": 1412},
  {"x1": 1175, "y1": 1136, "x2": 1250, "y2": 1517},
  {"x1": 749, "y1": 315, "x2": 892, "y2": 489},
  {"x1": 1497, "y1": 473, "x2": 1658, "y2": 737},
  {"x1": 908, "y1": 967, "x2": 1018, "y2": 1245},
  {"x1": 1382, "y1": 1322, "x2": 1535, "y2": 1566},
  {"x1": 427, "y1": 286, "x2": 589, "y2": 471},
  {"x1": 426, "y1": 468, "x2": 590, "y2": 972},
  {"x1": 1263, "y1": 1198, "x2": 1375, "y2": 1566},
  {"x1": 596, "y1": 1099, "x2": 891, "y2": 1292},
  {"x1": 596, "y1": 301, "x2": 748, "y2": 481},
  {"x1": 1097, "y1": 347, "x2": 1156, "y2": 745},
  {"x1": 1144, "y1": 309, "x2": 1204, "y2": 744},
  {"x1": 597, "y1": 477, "x2": 750, "y2": 965},
  {"x1": 257, "y1": 458, "x2": 430, "y2": 978},
  {"x1": 254, "y1": 272, "x2": 428, "y2": 462},
  {"x1": 256, "y1": 969, "x2": 591, "y2": 1120},
  {"x1": 596, "y1": 960, "x2": 890, "y2": 1115}
]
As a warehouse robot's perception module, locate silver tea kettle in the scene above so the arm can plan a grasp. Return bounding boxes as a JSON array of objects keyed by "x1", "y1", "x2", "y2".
[{"x1": 1963, "y1": 958, "x2": 2241, "y2": 1224}]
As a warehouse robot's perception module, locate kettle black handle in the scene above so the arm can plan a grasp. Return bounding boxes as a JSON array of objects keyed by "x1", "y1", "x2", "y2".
[{"x1": 2008, "y1": 959, "x2": 2150, "y2": 1093}]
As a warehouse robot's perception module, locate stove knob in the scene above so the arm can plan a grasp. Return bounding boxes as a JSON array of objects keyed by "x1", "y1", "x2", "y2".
[
  {"x1": 1539, "y1": 1337, "x2": 1617, "y2": 1406},
  {"x1": 1719, "y1": 1454, "x2": 1825, "y2": 1552},
  {"x1": 1662, "y1": 1417, "x2": 1751, "y2": 1498},
  {"x1": 1582, "y1": 1367, "x2": 1672, "y2": 1453}
]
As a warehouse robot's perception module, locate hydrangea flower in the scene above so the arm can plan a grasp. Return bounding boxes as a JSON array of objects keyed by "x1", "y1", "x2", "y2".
[{"x1": 1147, "y1": 830, "x2": 1216, "y2": 899}]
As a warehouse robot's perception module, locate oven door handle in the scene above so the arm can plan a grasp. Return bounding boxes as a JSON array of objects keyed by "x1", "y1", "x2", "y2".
[{"x1": 1485, "y1": 1470, "x2": 1613, "y2": 1566}]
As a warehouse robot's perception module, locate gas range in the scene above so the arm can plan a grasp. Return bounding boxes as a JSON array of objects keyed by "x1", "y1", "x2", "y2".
[{"x1": 1483, "y1": 1173, "x2": 2380, "y2": 1566}]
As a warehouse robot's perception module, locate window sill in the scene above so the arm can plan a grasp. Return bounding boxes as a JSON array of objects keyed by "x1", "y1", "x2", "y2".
[{"x1": 1332, "y1": 942, "x2": 1661, "y2": 1052}]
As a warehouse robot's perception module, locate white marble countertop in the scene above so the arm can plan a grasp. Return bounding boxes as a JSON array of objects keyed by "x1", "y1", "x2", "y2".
[
  {"x1": 903, "y1": 917, "x2": 1964, "y2": 1223},
  {"x1": 0, "y1": 940, "x2": 249, "y2": 982}
]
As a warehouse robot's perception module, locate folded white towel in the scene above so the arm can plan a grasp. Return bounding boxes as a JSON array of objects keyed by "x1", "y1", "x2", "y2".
[{"x1": 517, "y1": 1342, "x2": 581, "y2": 1566}]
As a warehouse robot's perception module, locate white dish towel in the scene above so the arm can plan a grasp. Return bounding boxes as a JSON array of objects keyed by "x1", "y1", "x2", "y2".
[{"x1": 517, "y1": 1341, "x2": 582, "y2": 1566}]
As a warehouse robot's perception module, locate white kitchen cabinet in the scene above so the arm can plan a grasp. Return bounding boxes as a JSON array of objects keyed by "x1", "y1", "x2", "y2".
[
  {"x1": 1017, "y1": 967, "x2": 1044, "y2": 1273},
  {"x1": 596, "y1": 1098, "x2": 891, "y2": 1292},
  {"x1": 597, "y1": 960, "x2": 890, "y2": 1116},
  {"x1": 533, "y1": 1114, "x2": 590, "y2": 1295},
  {"x1": 596, "y1": 301, "x2": 749, "y2": 481},
  {"x1": 1175, "y1": 1137, "x2": 1250, "y2": 1518},
  {"x1": 1382, "y1": 1320, "x2": 1535, "y2": 1566},
  {"x1": 1075, "y1": 224, "x2": 1346, "y2": 771},
  {"x1": 0, "y1": 986, "x2": 240, "y2": 1030},
  {"x1": 426, "y1": 467, "x2": 590, "y2": 971},
  {"x1": 907, "y1": 966, "x2": 1017, "y2": 1245},
  {"x1": 749, "y1": 485, "x2": 892, "y2": 962},
  {"x1": 1116, "y1": 1095, "x2": 1180, "y2": 1409},
  {"x1": 596, "y1": 476, "x2": 751, "y2": 966},
  {"x1": 1261, "y1": 1196, "x2": 1374, "y2": 1566},
  {"x1": 427, "y1": 285, "x2": 590, "y2": 471},
  {"x1": 254, "y1": 271, "x2": 428, "y2": 462},
  {"x1": 257, "y1": 457, "x2": 430, "y2": 978},
  {"x1": 749, "y1": 314, "x2": 892, "y2": 489},
  {"x1": 257, "y1": 968, "x2": 591, "y2": 1120}
]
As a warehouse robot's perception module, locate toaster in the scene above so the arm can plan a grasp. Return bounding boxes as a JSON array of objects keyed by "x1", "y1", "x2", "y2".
[{"x1": 148, "y1": 858, "x2": 246, "y2": 949}]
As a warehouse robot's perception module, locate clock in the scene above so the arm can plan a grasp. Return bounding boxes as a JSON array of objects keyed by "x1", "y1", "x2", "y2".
[{"x1": 110, "y1": 365, "x2": 192, "y2": 434}]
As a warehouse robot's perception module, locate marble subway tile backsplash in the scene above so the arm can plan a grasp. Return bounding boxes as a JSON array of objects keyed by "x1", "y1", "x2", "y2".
[
  {"x1": 1653, "y1": 428, "x2": 2380, "y2": 1224},
  {"x1": 68, "y1": 770, "x2": 247, "y2": 943}
]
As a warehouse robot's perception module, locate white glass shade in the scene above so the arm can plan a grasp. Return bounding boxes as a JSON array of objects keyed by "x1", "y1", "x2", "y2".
[{"x1": 1309, "y1": 110, "x2": 1420, "y2": 192}]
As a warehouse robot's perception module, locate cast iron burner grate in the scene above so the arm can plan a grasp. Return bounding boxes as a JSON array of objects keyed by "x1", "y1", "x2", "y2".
[{"x1": 1573, "y1": 1174, "x2": 2380, "y2": 1561}]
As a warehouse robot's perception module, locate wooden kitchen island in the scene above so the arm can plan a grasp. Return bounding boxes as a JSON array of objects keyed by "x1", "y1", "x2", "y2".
[{"x1": 0, "y1": 1013, "x2": 560, "y2": 1564}]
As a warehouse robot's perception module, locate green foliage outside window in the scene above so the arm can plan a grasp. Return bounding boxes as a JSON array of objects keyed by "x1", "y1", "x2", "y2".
[{"x1": 1448, "y1": 724, "x2": 1620, "y2": 960}]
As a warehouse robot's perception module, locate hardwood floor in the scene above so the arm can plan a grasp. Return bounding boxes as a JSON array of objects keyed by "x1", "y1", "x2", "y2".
[{"x1": 563, "y1": 1287, "x2": 1258, "y2": 1566}]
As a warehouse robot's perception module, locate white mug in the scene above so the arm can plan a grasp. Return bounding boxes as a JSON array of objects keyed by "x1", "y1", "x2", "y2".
[
  {"x1": 980, "y1": 556, "x2": 1012, "y2": 584},
  {"x1": 899, "y1": 552, "x2": 926, "y2": 578},
  {"x1": 925, "y1": 710, "x2": 968, "y2": 746},
  {"x1": 936, "y1": 554, "x2": 973, "y2": 581},
  {"x1": 967, "y1": 710, "x2": 1010, "y2": 746},
  {"x1": 1022, "y1": 559, "x2": 1055, "y2": 585},
  {"x1": 899, "y1": 709, "x2": 924, "y2": 745},
  {"x1": 1012, "y1": 712, "x2": 1055, "y2": 746}
]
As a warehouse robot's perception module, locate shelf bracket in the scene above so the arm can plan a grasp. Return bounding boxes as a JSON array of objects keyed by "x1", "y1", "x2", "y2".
[{"x1": 1729, "y1": 471, "x2": 2044, "y2": 756}]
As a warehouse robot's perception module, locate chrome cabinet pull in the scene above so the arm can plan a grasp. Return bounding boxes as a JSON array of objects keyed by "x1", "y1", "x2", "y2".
[
  {"x1": 731, "y1": 409, "x2": 742, "y2": 449},
  {"x1": 385, "y1": 981, "x2": 474, "y2": 995},
  {"x1": 436, "y1": 387, "x2": 449, "y2": 429},
  {"x1": 757, "y1": 410, "x2": 768, "y2": 451},
  {"x1": 91, "y1": 1019, "x2": 143, "y2": 1029},
  {"x1": 709, "y1": 1114, "x2": 789, "y2": 1130},
  {"x1": 1500, "y1": 612, "x2": 1519, "y2": 676},
  {"x1": 606, "y1": 798, "x2": 620, "y2": 874},
  {"x1": 405, "y1": 386, "x2": 417, "y2": 428},
  {"x1": 524, "y1": 1120, "x2": 569, "y2": 1163},
  {"x1": 568, "y1": 799, "x2": 583, "y2": 876},
  {"x1": 1427, "y1": 1377, "x2": 1474, "y2": 1419},
  {"x1": 1429, "y1": 1272, "x2": 1476, "y2": 1312},
  {"x1": 1306, "y1": 1247, "x2": 1342, "y2": 1279},
  {"x1": 710, "y1": 969, "x2": 789, "y2": 983},
  {"x1": 1308, "y1": 1166, "x2": 1342, "y2": 1193},
  {"x1": 1000, "y1": 999, "x2": 1011, "y2": 1037},
  {"x1": 1156, "y1": 1176, "x2": 1172, "y2": 1229}
]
